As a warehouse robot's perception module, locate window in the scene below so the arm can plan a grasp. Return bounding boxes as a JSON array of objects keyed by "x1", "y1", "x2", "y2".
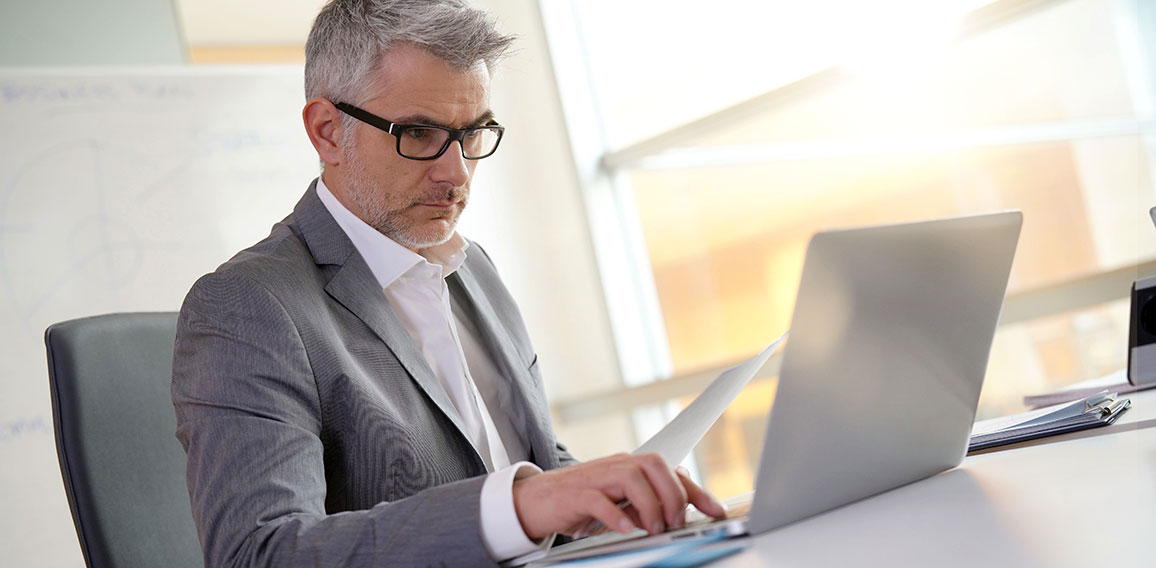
[{"x1": 543, "y1": 0, "x2": 1156, "y2": 497}]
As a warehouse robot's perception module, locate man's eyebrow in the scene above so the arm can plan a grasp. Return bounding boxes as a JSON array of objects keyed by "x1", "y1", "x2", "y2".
[
  {"x1": 470, "y1": 110, "x2": 497, "y2": 127},
  {"x1": 393, "y1": 110, "x2": 497, "y2": 129}
]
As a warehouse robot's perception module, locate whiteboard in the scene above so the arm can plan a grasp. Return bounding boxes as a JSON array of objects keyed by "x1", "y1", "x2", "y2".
[{"x1": 0, "y1": 67, "x2": 318, "y2": 566}]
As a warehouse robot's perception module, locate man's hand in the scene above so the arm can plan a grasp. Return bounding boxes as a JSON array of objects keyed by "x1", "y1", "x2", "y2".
[{"x1": 511, "y1": 453, "x2": 726, "y2": 541}]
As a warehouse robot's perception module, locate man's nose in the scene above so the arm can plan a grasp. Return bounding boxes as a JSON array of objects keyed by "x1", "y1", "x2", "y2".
[{"x1": 428, "y1": 140, "x2": 471, "y2": 186}]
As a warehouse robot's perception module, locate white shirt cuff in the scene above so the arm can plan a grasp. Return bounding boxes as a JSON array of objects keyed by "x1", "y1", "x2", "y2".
[{"x1": 480, "y1": 461, "x2": 550, "y2": 561}]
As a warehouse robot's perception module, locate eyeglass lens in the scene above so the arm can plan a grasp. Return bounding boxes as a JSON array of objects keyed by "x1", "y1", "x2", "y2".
[{"x1": 399, "y1": 127, "x2": 501, "y2": 159}]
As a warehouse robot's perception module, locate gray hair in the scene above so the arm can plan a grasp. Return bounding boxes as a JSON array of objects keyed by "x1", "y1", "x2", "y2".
[{"x1": 304, "y1": 0, "x2": 516, "y2": 105}]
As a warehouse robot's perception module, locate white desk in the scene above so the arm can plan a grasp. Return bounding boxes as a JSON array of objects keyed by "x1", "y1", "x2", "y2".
[{"x1": 710, "y1": 387, "x2": 1156, "y2": 567}]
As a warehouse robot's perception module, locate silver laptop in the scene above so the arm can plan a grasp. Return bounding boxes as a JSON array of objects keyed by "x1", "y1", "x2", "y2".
[{"x1": 516, "y1": 211, "x2": 1023, "y2": 565}]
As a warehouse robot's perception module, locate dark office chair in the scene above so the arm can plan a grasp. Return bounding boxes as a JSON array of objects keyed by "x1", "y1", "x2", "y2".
[{"x1": 45, "y1": 313, "x2": 202, "y2": 568}]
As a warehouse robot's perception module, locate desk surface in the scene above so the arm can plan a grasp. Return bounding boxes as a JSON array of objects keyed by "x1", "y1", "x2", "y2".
[{"x1": 710, "y1": 387, "x2": 1156, "y2": 568}]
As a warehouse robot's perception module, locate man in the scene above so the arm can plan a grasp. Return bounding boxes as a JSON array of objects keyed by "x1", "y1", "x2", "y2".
[{"x1": 172, "y1": 1, "x2": 724, "y2": 566}]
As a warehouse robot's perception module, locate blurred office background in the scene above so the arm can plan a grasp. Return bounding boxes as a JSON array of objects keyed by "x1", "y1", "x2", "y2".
[{"x1": 2, "y1": 0, "x2": 1155, "y2": 565}]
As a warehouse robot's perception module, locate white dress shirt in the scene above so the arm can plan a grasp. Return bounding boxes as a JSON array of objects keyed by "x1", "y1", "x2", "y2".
[{"x1": 315, "y1": 178, "x2": 545, "y2": 560}]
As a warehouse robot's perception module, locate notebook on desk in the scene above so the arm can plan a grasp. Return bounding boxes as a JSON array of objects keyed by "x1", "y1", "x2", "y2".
[{"x1": 511, "y1": 211, "x2": 1023, "y2": 566}]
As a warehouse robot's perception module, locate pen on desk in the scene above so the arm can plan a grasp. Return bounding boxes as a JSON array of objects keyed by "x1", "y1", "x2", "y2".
[
  {"x1": 1106, "y1": 398, "x2": 1131, "y2": 415},
  {"x1": 1082, "y1": 392, "x2": 1113, "y2": 413}
]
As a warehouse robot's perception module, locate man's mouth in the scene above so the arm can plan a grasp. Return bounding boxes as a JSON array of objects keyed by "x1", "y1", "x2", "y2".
[
  {"x1": 417, "y1": 200, "x2": 457, "y2": 208},
  {"x1": 415, "y1": 187, "x2": 465, "y2": 209}
]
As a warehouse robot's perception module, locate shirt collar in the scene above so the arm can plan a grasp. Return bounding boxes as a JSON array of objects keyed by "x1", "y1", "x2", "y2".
[{"x1": 315, "y1": 176, "x2": 469, "y2": 289}]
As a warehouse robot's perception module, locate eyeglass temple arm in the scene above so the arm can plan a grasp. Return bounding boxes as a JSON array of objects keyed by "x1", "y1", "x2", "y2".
[{"x1": 333, "y1": 102, "x2": 397, "y2": 134}]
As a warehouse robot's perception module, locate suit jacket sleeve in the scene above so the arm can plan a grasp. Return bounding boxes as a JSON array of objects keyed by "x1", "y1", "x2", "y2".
[{"x1": 172, "y1": 269, "x2": 496, "y2": 568}]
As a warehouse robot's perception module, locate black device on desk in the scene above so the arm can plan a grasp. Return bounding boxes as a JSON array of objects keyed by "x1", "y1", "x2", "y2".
[
  {"x1": 1129, "y1": 275, "x2": 1156, "y2": 386},
  {"x1": 1128, "y1": 206, "x2": 1156, "y2": 387}
]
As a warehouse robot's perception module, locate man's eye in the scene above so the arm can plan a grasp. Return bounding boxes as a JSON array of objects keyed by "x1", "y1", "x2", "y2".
[{"x1": 405, "y1": 127, "x2": 434, "y2": 141}]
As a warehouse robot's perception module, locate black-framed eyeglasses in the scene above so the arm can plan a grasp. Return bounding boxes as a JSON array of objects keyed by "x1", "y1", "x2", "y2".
[{"x1": 334, "y1": 101, "x2": 505, "y2": 161}]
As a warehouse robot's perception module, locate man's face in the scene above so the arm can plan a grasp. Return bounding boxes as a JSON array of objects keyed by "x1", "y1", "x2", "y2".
[{"x1": 332, "y1": 44, "x2": 492, "y2": 250}]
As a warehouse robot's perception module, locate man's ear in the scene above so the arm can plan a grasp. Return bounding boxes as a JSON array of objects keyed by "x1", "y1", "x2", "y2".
[{"x1": 303, "y1": 98, "x2": 344, "y2": 167}]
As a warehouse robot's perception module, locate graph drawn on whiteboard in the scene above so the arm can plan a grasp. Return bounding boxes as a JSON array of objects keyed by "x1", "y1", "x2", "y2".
[{"x1": 2, "y1": 138, "x2": 149, "y2": 322}]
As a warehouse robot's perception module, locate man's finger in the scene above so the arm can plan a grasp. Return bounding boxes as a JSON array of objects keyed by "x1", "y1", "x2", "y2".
[
  {"x1": 578, "y1": 490, "x2": 635, "y2": 535},
  {"x1": 676, "y1": 467, "x2": 726, "y2": 518},
  {"x1": 613, "y1": 464, "x2": 666, "y2": 535},
  {"x1": 637, "y1": 454, "x2": 689, "y2": 529},
  {"x1": 622, "y1": 505, "x2": 644, "y2": 530}
]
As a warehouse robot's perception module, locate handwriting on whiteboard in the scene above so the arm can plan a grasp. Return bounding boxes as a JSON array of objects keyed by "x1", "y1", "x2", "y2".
[{"x1": 0, "y1": 415, "x2": 51, "y2": 444}]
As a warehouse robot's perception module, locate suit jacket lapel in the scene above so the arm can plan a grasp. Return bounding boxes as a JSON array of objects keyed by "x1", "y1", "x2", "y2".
[
  {"x1": 290, "y1": 181, "x2": 481, "y2": 466},
  {"x1": 451, "y1": 259, "x2": 561, "y2": 470}
]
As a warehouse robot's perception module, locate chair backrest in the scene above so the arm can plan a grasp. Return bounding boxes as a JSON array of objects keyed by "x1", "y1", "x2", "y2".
[{"x1": 45, "y1": 312, "x2": 201, "y2": 568}]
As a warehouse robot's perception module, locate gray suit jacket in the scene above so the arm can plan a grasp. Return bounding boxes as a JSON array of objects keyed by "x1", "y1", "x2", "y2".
[{"x1": 172, "y1": 181, "x2": 576, "y2": 567}]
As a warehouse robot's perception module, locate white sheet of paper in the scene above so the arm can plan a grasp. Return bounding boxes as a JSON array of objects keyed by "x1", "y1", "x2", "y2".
[
  {"x1": 633, "y1": 333, "x2": 787, "y2": 465},
  {"x1": 969, "y1": 398, "x2": 1084, "y2": 437},
  {"x1": 971, "y1": 390, "x2": 1112, "y2": 437}
]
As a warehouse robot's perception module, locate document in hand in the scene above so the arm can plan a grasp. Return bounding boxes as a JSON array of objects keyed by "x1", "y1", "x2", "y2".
[
  {"x1": 968, "y1": 391, "x2": 1131, "y2": 452},
  {"x1": 633, "y1": 333, "x2": 787, "y2": 465}
]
